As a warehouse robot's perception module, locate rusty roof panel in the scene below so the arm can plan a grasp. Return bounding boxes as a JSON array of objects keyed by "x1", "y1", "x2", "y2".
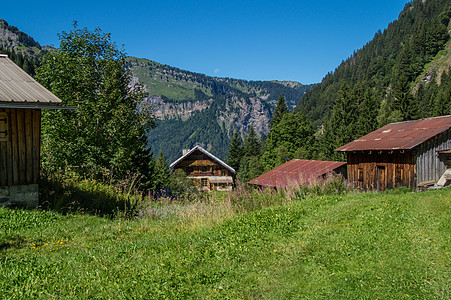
[
  {"x1": 335, "y1": 115, "x2": 451, "y2": 151},
  {"x1": 0, "y1": 55, "x2": 62, "y2": 106},
  {"x1": 248, "y1": 159, "x2": 346, "y2": 188}
]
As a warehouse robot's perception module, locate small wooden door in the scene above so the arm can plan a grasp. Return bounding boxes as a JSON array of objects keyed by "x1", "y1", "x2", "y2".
[{"x1": 377, "y1": 166, "x2": 386, "y2": 191}]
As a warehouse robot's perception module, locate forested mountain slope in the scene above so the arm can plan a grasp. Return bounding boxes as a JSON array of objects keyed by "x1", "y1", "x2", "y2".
[
  {"x1": 0, "y1": 19, "x2": 313, "y2": 163},
  {"x1": 0, "y1": 19, "x2": 51, "y2": 75},
  {"x1": 293, "y1": 0, "x2": 451, "y2": 160},
  {"x1": 125, "y1": 57, "x2": 313, "y2": 162}
]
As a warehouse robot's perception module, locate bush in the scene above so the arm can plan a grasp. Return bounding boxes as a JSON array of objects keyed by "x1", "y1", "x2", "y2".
[{"x1": 39, "y1": 170, "x2": 147, "y2": 218}]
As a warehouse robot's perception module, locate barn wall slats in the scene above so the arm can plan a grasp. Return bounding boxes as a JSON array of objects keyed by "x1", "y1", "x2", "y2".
[
  {"x1": 347, "y1": 150, "x2": 416, "y2": 191},
  {"x1": 416, "y1": 129, "x2": 451, "y2": 184},
  {"x1": 0, "y1": 108, "x2": 41, "y2": 186}
]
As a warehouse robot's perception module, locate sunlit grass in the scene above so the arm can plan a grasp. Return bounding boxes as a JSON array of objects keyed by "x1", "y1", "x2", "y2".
[{"x1": 0, "y1": 187, "x2": 449, "y2": 298}]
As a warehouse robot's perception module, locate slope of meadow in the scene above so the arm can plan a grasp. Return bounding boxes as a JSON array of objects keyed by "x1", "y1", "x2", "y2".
[{"x1": 0, "y1": 187, "x2": 449, "y2": 299}]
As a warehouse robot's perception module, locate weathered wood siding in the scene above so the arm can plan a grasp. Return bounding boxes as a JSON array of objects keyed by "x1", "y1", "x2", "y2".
[
  {"x1": 0, "y1": 108, "x2": 41, "y2": 186},
  {"x1": 175, "y1": 150, "x2": 232, "y2": 177},
  {"x1": 346, "y1": 150, "x2": 416, "y2": 191},
  {"x1": 415, "y1": 129, "x2": 451, "y2": 185}
]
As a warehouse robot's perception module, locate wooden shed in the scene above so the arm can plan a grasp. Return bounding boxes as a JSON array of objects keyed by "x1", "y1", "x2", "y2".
[
  {"x1": 335, "y1": 115, "x2": 451, "y2": 191},
  {"x1": 170, "y1": 145, "x2": 235, "y2": 191},
  {"x1": 0, "y1": 54, "x2": 63, "y2": 208}
]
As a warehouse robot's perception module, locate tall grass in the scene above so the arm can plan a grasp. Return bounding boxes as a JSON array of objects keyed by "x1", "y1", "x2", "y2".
[
  {"x1": 135, "y1": 172, "x2": 353, "y2": 229},
  {"x1": 1, "y1": 184, "x2": 449, "y2": 298},
  {"x1": 39, "y1": 169, "x2": 147, "y2": 218}
]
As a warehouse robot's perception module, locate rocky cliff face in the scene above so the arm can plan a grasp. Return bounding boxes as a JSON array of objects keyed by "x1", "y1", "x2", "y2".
[
  {"x1": 146, "y1": 95, "x2": 213, "y2": 120},
  {"x1": 126, "y1": 56, "x2": 313, "y2": 160}
]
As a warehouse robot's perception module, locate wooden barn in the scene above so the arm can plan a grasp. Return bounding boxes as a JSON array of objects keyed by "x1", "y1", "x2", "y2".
[
  {"x1": 0, "y1": 55, "x2": 63, "y2": 208},
  {"x1": 170, "y1": 145, "x2": 235, "y2": 191},
  {"x1": 248, "y1": 159, "x2": 346, "y2": 189},
  {"x1": 335, "y1": 115, "x2": 451, "y2": 191}
]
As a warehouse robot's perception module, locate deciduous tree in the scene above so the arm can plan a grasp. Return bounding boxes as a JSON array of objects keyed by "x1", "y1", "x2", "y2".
[{"x1": 36, "y1": 23, "x2": 155, "y2": 182}]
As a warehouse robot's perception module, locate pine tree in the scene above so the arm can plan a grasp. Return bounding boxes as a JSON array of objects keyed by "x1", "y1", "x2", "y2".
[
  {"x1": 270, "y1": 95, "x2": 288, "y2": 128},
  {"x1": 321, "y1": 83, "x2": 359, "y2": 160},
  {"x1": 226, "y1": 131, "x2": 243, "y2": 172},
  {"x1": 357, "y1": 89, "x2": 380, "y2": 136},
  {"x1": 262, "y1": 112, "x2": 314, "y2": 170},
  {"x1": 243, "y1": 125, "x2": 261, "y2": 157},
  {"x1": 153, "y1": 151, "x2": 171, "y2": 190}
]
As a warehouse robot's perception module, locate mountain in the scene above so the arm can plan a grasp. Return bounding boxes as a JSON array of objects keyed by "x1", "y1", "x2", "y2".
[
  {"x1": 295, "y1": 0, "x2": 451, "y2": 128},
  {"x1": 0, "y1": 19, "x2": 53, "y2": 75},
  {"x1": 125, "y1": 57, "x2": 313, "y2": 162},
  {"x1": 290, "y1": 0, "x2": 451, "y2": 161},
  {"x1": 0, "y1": 19, "x2": 312, "y2": 163}
]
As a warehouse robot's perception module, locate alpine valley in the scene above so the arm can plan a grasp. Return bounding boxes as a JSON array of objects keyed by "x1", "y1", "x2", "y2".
[
  {"x1": 125, "y1": 57, "x2": 312, "y2": 162},
  {"x1": 0, "y1": 19, "x2": 313, "y2": 162}
]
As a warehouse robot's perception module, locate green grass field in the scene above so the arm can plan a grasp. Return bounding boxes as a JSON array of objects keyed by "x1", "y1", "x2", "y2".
[{"x1": 1, "y1": 187, "x2": 450, "y2": 299}]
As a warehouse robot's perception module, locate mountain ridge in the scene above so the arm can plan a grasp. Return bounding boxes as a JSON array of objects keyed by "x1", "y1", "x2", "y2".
[{"x1": 125, "y1": 56, "x2": 313, "y2": 162}]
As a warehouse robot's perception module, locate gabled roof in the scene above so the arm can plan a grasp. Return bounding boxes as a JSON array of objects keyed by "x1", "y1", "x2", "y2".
[
  {"x1": 0, "y1": 55, "x2": 62, "y2": 108},
  {"x1": 335, "y1": 115, "x2": 451, "y2": 152},
  {"x1": 248, "y1": 159, "x2": 346, "y2": 188},
  {"x1": 169, "y1": 145, "x2": 236, "y2": 174}
]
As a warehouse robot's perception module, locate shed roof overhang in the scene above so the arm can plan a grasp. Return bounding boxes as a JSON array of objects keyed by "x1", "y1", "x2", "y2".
[{"x1": 0, "y1": 55, "x2": 70, "y2": 109}]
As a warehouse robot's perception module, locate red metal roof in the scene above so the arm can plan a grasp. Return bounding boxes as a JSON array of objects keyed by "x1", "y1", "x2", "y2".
[
  {"x1": 335, "y1": 115, "x2": 451, "y2": 152},
  {"x1": 248, "y1": 159, "x2": 346, "y2": 188}
]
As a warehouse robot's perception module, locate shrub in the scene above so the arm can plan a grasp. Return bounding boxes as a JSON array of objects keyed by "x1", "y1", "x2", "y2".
[{"x1": 39, "y1": 169, "x2": 147, "y2": 218}]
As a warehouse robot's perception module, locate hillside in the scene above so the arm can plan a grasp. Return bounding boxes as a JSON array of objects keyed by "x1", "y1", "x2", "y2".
[
  {"x1": 125, "y1": 57, "x2": 313, "y2": 162},
  {"x1": 295, "y1": 0, "x2": 451, "y2": 127},
  {"x1": 0, "y1": 19, "x2": 48, "y2": 75},
  {"x1": 0, "y1": 19, "x2": 313, "y2": 163},
  {"x1": 1, "y1": 187, "x2": 449, "y2": 298},
  {"x1": 290, "y1": 0, "x2": 451, "y2": 161}
]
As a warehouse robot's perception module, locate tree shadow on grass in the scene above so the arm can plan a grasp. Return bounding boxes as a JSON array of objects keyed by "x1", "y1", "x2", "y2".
[{"x1": 38, "y1": 176, "x2": 142, "y2": 218}]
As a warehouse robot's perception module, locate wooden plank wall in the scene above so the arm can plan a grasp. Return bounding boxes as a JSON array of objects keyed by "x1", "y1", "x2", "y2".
[
  {"x1": 415, "y1": 129, "x2": 451, "y2": 185},
  {"x1": 0, "y1": 108, "x2": 41, "y2": 186},
  {"x1": 347, "y1": 150, "x2": 416, "y2": 190}
]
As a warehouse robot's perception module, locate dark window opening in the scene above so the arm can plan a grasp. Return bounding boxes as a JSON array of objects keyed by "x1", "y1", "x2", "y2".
[{"x1": 0, "y1": 112, "x2": 8, "y2": 142}]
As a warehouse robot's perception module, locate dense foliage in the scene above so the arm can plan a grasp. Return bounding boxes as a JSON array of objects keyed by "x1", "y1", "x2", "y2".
[
  {"x1": 225, "y1": 0, "x2": 451, "y2": 181},
  {"x1": 288, "y1": 0, "x2": 451, "y2": 160},
  {"x1": 127, "y1": 57, "x2": 313, "y2": 162},
  {"x1": 36, "y1": 25, "x2": 155, "y2": 186},
  {"x1": 296, "y1": 0, "x2": 450, "y2": 126}
]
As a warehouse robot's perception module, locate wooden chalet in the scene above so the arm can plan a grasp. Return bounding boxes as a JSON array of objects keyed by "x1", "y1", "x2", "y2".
[
  {"x1": 335, "y1": 115, "x2": 451, "y2": 191},
  {"x1": 170, "y1": 145, "x2": 235, "y2": 191},
  {"x1": 248, "y1": 159, "x2": 346, "y2": 188},
  {"x1": 0, "y1": 55, "x2": 64, "y2": 208}
]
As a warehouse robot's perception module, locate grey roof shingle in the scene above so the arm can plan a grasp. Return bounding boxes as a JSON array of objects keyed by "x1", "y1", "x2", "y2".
[{"x1": 0, "y1": 55, "x2": 62, "y2": 107}]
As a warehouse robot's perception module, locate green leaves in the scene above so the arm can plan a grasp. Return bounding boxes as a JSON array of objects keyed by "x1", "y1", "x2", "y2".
[
  {"x1": 36, "y1": 25, "x2": 152, "y2": 182},
  {"x1": 262, "y1": 112, "x2": 314, "y2": 171}
]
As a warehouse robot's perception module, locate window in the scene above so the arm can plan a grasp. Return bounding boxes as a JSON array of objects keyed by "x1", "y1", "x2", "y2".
[
  {"x1": 0, "y1": 112, "x2": 8, "y2": 142},
  {"x1": 220, "y1": 183, "x2": 227, "y2": 189},
  {"x1": 357, "y1": 168, "x2": 364, "y2": 182},
  {"x1": 221, "y1": 170, "x2": 226, "y2": 176},
  {"x1": 201, "y1": 178, "x2": 208, "y2": 187},
  {"x1": 202, "y1": 166, "x2": 207, "y2": 173}
]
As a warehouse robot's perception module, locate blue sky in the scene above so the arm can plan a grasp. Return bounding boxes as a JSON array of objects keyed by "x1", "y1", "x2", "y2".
[{"x1": 3, "y1": 0, "x2": 410, "y2": 84}]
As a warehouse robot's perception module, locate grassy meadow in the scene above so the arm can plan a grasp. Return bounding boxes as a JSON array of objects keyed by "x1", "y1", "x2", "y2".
[{"x1": 0, "y1": 184, "x2": 450, "y2": 299}]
